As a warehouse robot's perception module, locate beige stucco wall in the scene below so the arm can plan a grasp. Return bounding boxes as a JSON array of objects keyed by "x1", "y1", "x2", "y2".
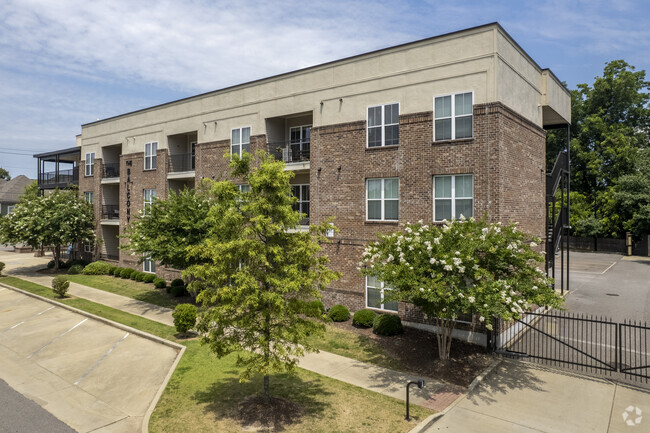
[{"x1": 78, "y1": 23, "x2": 569, "y2": 154}]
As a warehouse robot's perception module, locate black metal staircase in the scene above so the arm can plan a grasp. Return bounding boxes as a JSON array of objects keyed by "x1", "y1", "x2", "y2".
[{"x1": 546, "y1": 150, "x2": 570, "y2": 293}]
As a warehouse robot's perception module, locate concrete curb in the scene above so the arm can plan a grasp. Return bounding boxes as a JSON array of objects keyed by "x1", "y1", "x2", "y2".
[
  {"x1": 408, "y1": 358, "x2": 503, "y2": 433},
  {"x1": 0, "y1": 282, "x2": 187, "y2": 433}
]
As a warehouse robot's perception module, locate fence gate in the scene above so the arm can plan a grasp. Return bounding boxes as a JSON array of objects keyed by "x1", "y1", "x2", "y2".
[{"x1": 492, "y1": 309, "x2": 649, "y2": 387}]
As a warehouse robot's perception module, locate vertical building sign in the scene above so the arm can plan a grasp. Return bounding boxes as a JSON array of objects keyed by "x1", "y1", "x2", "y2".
[{"x1": 125, "y1": 160, "x2": 132, "y2": 224}]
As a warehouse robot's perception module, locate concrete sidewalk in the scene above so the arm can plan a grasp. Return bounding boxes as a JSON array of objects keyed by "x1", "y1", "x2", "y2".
[
  {"x1": 0, "y1": 249, "x2": 463, "y2": 412},
  {"x1": 426, "y1": 359, "x2": 650, "y2": 432}
]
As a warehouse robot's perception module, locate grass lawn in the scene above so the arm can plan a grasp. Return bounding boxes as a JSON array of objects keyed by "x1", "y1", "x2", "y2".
[
  {"x1": 0, "y1": 276, "x2": 434, "y2": 431},
  {"x1": 308, "y1": 324, "x2": 404, "y2": 372},
  {"x1": 66, "y1": 274, "x2": 185, "y2": 309}
]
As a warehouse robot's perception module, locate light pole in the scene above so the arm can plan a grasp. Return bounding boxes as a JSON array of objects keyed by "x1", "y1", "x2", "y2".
[{"x1": 405, "y1": 379, "x2": 425, "y2": 421}]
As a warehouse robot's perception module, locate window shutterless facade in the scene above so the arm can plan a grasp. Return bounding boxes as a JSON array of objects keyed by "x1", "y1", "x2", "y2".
[
  {"x1": 291, "y1": 184, "x2": 310, "y2": 224},
  {"x1": 290, "y1": 125, "x2": 311, "y2": 158},
  {"x1": 231, "y1": 127, "x2": 251, "y2": 157},
  {"x1": 143, "y1": 258, "x2": 155, "y2": 274},
  {"x1": 84, "y1": 191, "x2": 94, "y2": 204},
  {"x1": 7, "y1": 205, "x2": 15, "y2": 214},
  {"x1": 144, "y1": 142, "x2": 158, "y2": 170},
  {"x1": 237, "y1": 184, "x2": 250, "y2": 193},
  {"x1": 85, "y1": 152, "x2": 95, "y2": 176},
  {"x1": 433, "y1": 174, "x2": 474, "y2": 221},
  {"x1": 143, "y1": 188, "x2": 156, "y2": 215},
  {"x1": 367, "y1": 103, "x2": 399, "y2": 147},
  {"x1": 84, "y1": 243, "x2": 92, "y2": 253},
  {"x1": 366, "y1": 178, "x2": 399, "y2": 221},
  {"x1": 366, "y1": 276, "x2": 398, "y2": 312},
  {"x1": 433, "y1": 92, "x2": 473, "y2": 141}
]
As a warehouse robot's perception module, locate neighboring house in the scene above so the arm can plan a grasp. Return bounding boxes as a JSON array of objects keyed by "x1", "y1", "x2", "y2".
[
  {"x1": 0, "y1": 175, "x2": 34, "y2": 216},
  {"x1": 35, "y1": 23, "x2": 570, "y2": 324}
]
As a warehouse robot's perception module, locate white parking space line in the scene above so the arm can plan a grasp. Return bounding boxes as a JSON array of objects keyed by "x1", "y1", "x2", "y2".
[
  {"x1": 74, "y1": 333, "x2": 129, "y2": 385},
  {"x1": 27, "y1": 318, "x2": 88, "y2": 359},
  {"x1": 6, "y1": 306, "x2": 55, "y2": 331},
  {"x1": 601, "y1": 261, "x2": 617, "y2": 274}
]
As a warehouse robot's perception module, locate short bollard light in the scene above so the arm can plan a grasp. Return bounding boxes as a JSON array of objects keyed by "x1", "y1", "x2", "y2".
[{"x1": 405, "y1": 379, "x2": 425, "y2": 421}]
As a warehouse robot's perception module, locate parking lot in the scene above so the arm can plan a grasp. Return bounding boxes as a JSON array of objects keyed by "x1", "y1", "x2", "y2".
[{"x1": 0, "y1": 286, "x2": 182, "y2": 432}]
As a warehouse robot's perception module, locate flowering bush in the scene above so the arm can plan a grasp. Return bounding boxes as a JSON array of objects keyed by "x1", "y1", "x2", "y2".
[{"x1": 360, "y1": 216, "x2": 563, "y2": 359}]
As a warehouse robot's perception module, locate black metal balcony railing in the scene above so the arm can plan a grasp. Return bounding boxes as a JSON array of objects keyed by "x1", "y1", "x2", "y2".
[
  {"x1": 101, "y1": 205, "x2": 119, "y2": 220},
  {"x1": 168, "y1": 153, "x2": 195, "y2": 173},
  {"x1": 39, "y1": 167, "x2": 79, "y2": 187},
  {"x1": 102, "y1": 163, "x2": 120, "y2": 178},
  {"x1": 269, "y1": 142, "x2": 310, "y2": 163}
]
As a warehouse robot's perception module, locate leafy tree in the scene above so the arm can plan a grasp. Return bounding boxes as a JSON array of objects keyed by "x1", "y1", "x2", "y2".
[
  {"x1": 121, "y1": 184, "x2": 211, "y2": 269},
  {"x1": 0, "y1": 188, "x2": 94, "y2": 269},
  {"x1": 0, "y1": 167, "x2": 10, "y2": 180},
  {"x1": 360, "y1": 217, "x2": 562, "y2": 360},
  {"x1": 187, "y1": 151, "x2": 339, "y2": 400},
  {"x1": 612, "y1": 147, "x2": 650, "y2": 237}
]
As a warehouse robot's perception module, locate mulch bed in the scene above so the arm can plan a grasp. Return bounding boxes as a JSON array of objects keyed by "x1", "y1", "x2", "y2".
[
  {"x1": 235, "y1": 395, "x2": 304, "y2": 432},
  {"x1": 332, "y1": 320, "x2": 494, "y2": 387}
]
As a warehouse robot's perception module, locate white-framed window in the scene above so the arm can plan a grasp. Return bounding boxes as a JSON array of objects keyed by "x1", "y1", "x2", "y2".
[
  {"x1": 434, "y1": 174, "x2": 474, "y2": 221},
  {"x1": 434, "y1": 92, "x2": 473, "y2": 141},
  {"x1": 84, "y1": 242, "x2": 92, "y2": 253},
  {"x1": 143, "y1": 257, "x2": 155, "y2": 274},
  {"x1": 84, "y1": 191, "x2": 93, "y2": 204},
  {"x1": 237, "y1": 184, "x2": 250, "y2": 193},
  {"x1": 291, "y1": 184, "x2": 310, "y2": 224},
  {"x1": 366, "y1": 178, "x2": 399, "y2": 221},
  {"x1": 366, "y1": 276, "x2": 398, "y2": 312},
  {"x1": 367, "y1": 103, "x2": 399, "y2": 147},
  {"x1": 7, "y1": 205, "x2": 15, "y2": 214},
  {"x1": 144, "y1": 142, "x2": 158, "y2": 170},
  {"x1": 231, "y1": 127, "x2": 251, "y2": 157},
  {"x1": 143, "y1": 188, "x2": 156, "y2": 215},
  {"x1": 85, "y1": 152, "x2": 95, "y2": 176}
]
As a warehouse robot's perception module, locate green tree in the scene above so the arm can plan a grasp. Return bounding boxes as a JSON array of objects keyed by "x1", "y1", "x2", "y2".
[
  {"x1": 121, "y1": 184, "x2": 211, "y2": 269},
  {"x1": 187, "y1": 152, "x2": 339, "y2": 400},
  {"x1": 0, "y1": 188, "x2": 95, "y2": 269},
  {"x1": 0, "y1": 167, "x2": 10, "y2": 180},
  {"x1": 567, "y1": 60, "x2": 650, "y2": 237},
  {"x1": 360, "y1": 217, "x2": 562, "y2": 360},
  {"x1": 612, "y1": 147, "x2": 650, "y2": 237}
]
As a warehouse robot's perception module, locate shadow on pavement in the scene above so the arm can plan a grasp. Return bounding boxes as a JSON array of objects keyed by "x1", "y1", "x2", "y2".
[{"x1": 466, "y1": 360, "x2": 548, "y2": 405}]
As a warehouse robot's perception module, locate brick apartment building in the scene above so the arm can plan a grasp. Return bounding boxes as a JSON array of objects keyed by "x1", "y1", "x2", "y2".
[{"x1": 37, "y1": 23, "x2": 570, "y2": 325}]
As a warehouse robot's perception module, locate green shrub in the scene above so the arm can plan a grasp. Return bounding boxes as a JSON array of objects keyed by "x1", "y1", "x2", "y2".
[
  {"x1": 170, "y1": 278, "x2": 185, "y2": 288},
  {"x1": 0, "y1": 261, "x2": 5, "y2": 275},
  {"x1": 153, "y1": 278, "x2": 167, "y2": 289},
  {"x1": 135, "y1": 272, "x2": 146, "y2": 282},
  {"x1": 46, "y1": 260, "x2": 65, "y2": 269},
  {"x1": 327, "y1": 304, "x2": 350, "y2": 322},
  {"x1": 305, "y1": 300, "x2": 325, "y2": 317},
  {"x1": 82, "y1": 261, "x2": 113, "y2": 275},
  {"x1": 143, "y1": 274, "x2": 156, "y2": 283},
  {"x1": 353, "y1": 309, "x2": 377, "y2": 328},
  {"x1": 66, "y1": 259, "x2": 88, "y2": 268},
  {"x1": 129, "y1": 271, "x2": 139, "y2": 280},
  {"x1": 172, "y1": 304, "x2": 197, "y2": 334},
  {"x1": 171, "y1": 285, "x2": 187, "y2": 297},
  {"x1": 51, "y1": 275, "x2": 70, "y2": 298},
  {"x1": 120, "y1": 268, "x2": 135, "y2": 279},
  {"x1": 67, "y1": 264, "x2": 84, "y2": 275},
  {"x1": 373, "y1": 314, "x2": 403, "y2": 336},
  {"x1": 111, "y1": 267, "x2": 124, "y2": 276}
]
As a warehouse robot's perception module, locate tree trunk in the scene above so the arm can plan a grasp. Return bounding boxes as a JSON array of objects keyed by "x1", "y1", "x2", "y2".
[
  {"x1": 54, "y1": 245, "x2": 60, "y2": 270},
  {"x1": 263, "y1": 303, "x2": 271, "y2": 402},
  {"x1": 435, "y1": 317, "x2": 456, "y2": 360},
  {"x1": 263, "y1": 375, "x2": 270, "y2": 401}
]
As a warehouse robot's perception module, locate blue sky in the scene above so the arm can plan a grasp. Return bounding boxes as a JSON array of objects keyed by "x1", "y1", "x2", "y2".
[{"x1": 1, "y1": 0, "x2": 649, "y2": 179}]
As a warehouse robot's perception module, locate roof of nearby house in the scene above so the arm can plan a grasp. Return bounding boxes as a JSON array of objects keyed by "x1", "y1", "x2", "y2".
[{"x1": 0, "y1": 175, "x2": 34, "y2": 204}]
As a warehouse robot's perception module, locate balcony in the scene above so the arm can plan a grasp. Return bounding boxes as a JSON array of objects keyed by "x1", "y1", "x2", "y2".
[
  {"x1": 167, "y1": 153, "x2": 195, "y2": 180},
  {"x1": 39, "y1": 168, "x2": 79, "y2": 187},
  {"x1": 269, "y1": 141, "x2": 310, "y2": 163},
  {"x1": 34, "y1": 147, "x2": 81, "y2": 190},
  {"x1": 101, "y1": 205, "x2": 119, "y2": 221},
  {"x1": 103, "y1": 163, "x2": 120, "y2": 178}
]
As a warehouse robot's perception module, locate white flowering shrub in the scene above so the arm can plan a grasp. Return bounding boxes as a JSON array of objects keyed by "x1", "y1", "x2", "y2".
[{"x1": 360, "y1": 216, "x2": 562, "y2": 359}]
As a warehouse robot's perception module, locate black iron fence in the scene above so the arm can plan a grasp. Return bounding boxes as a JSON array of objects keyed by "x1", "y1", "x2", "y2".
[
  {"x1": 492, "y1": 309, "x2": 649, "y2": 386},
  {"x1": 168, "y1": 153, "x2": 195, "y2": 172},
  {"x1": 101, "y1": 205, "x2": 119, "y2": 220},
  {"x1": 38, "y1": 167, "x2": 79, "y2": 187},
  {"x1": 269, "y1": 142, "x2": 310, "y2": 163},
  {"x1": 102, "y1": 163, "x2": 120, "y2": 178}
]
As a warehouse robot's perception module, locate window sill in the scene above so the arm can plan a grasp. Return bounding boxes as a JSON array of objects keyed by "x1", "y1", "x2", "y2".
[
  {"x1": 365, "y1": 306, "x2": 399, "y2": 313},
  {"x1": 143, "y1": 168, "x2": 157, "y2": 172},
  {"x1": 432, "y1": 137, "x2": 474, "y2": 145},
  {"x1": 365, "y1": 220, "x2": 399, "y2": 225},
  {"x1": 365, "y1": 144, "x2": 399, "y2": 151}
]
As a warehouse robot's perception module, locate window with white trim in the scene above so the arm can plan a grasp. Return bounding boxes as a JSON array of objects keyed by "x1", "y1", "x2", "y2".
[
  {"x1": 231, "y1": 127, "x2": 251, "y2": 157},
  {"x1": 433, "y1": 174, "x2": 474, "y2": 221},
  {"x1": 366, "y1": 276, "x2": 397, "y2": 312},
  {"x1": 237, "y1": 184, "x2": 250, "y2": 193},
  {"x1": 291, "y1": 184, "x2": 310, "y2": 224},
  {"x1": 84, "y1": 191, "x2": 93, "y2": 204},
  {"x1": 84, "y1": 242, "x2": 92, "y2": 253},
  {"x1": 143, "y1": 257, "x2": 155, "y2": 274},
  {"x1": 366, "y1": 178, "x2": 399, "y2": 221},
  {"x1": 85, "y1": 152, "x2": 95, "y2": 176},
  {"x1": 434, "y1": 92, "x2": 473, "y2": 141},
  {"x1": 7, "y1": 205, "x2": 15, "y2": 214},
  {"x1": 144, "y1": 142, "x2": 158, "y2": 170},
  {"x1": 367, "y1": 103, "x2": 399, "y2": 147},
  {"x1": 143, "y1": 188, "x2": 156, "y2": 215}
]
